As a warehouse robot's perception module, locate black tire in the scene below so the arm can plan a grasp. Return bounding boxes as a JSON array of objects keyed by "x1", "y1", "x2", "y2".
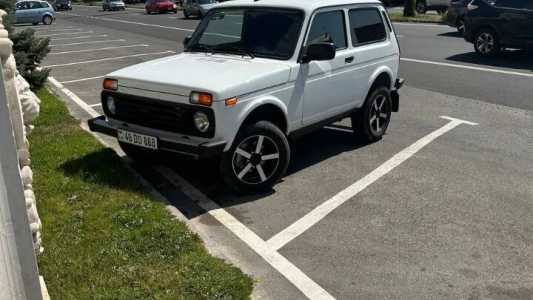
[
  {"x1": 352, "y1": 86, "x2": 392, "y2": 143},
  {"x1": 416, "y1": 0, "x2": 427, "y2": 14},
  {"x1": 474, "y1": 28, "x2": 500, "y2": 57},
  {"x1": 32, "y1": 22, "x2": 39, "y2": 25},
  {"x1": 119, "y1": 143, "x2": 158, "y2": 163},
  {"x1": 102, "y1": 6, "x2": 107, "y2": 11},
  {"x1": 42, "y1": 15, "x2": 53, "y2": 25},
  {"x1": 183, "y1": 11, "x2": 189, "y2": 18},
  {"x1": 220, "y1": 121, "x2": 290, "y2": 194}
]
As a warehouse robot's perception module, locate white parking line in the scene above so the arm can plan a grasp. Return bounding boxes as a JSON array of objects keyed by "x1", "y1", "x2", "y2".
[
  {"x1": 51, "y1": 34, "x2": 109, "y2": 41},
  {"x1": 266, "y1": 116, "x2": 478, "y2": 250},
  {"x1": 88, "y1": 103, "x2": 102, "y2": 108},
  {"x1": 57, "y1": 11, "x2": 194, "y2": 32},
  {"x1": 50, "y1": 39, "x2": 126, "y2": 47},
  {"x1": 156, "y1": 166, "x2": 336, "y2": 300},
  {"x1": 34, "y1": 28, "x2": 83, "y2": 33},
  {"x1": 60, "y1": 76, "x2": 105, "y2": 84},
  {"x1": 44, "y1": 51, "x2": 174, "y2": 68},
  {"x1": 38, "y1": 31, "x2": 93, "y2": 37},
  {"x1": 50, "y1": 44, "x2": 149, "y2": 55},
  {"x1": 401, "y1": 57, "x2": 533, "y2": 78}
]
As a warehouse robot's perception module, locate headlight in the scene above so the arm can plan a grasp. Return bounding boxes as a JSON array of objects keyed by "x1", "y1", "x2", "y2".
[
  {"x1": 193, "y1": 111, "x2": 210, "y2": 132},
  {"x1": 106, "y1": 96, "x2": 116, "y2": 115}
]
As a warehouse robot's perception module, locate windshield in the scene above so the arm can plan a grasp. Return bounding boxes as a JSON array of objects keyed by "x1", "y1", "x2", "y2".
[
  {"x1": 198, "y1": 0, "x2": 216, "y2": 4},
  {"x1": 187, "y1": 8, "x2": 304, "y2": 60}
]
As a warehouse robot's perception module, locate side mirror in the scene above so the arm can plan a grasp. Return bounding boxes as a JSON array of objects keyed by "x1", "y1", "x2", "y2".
[
  {"x1": 301, "y1": 42, "x2": 336, "y2": 63},
  {"x1": 183, "y1": 35, "x2": 192, "y2": 47}
]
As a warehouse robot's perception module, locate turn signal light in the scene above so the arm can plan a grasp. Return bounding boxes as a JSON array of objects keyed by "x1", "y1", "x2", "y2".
[
  {"x1": 190, "y1": 91, "x2": 213, "y2": 106},
  {"x1": 103, "y1": 78, "x2": 118, "y2": 91},
  {"x1": 225, "y1": 97, "x2": 238, "y2": 107}
]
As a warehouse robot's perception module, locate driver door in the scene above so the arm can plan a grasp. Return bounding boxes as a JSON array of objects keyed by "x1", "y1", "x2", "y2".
[
  {"x1": 301, "y1": 9, "x2": 355, "y2": 126},
  {"x1": 15, "y1": 2, "x2": 30, "y2": 23}
]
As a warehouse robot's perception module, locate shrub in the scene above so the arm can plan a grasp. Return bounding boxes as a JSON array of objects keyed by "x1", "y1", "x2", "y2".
[{"x1": 1, "y1": 0, "x2": 51, "y2": 89}]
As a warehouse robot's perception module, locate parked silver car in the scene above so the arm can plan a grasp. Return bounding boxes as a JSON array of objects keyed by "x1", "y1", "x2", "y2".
[
  {"x1": 182, "y1": 0, "x2": 217, "y2": 19},
  {"x1": 102, "y1": 0, "x2": 126, "y2": 11},
  {"x1": 14, "y1": 0, "x2": 55, "y2": 25}
]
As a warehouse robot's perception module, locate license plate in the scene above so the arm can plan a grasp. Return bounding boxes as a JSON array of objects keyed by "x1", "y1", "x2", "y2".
[{"x1": 117, "y1": 129, "x2": 158, "y2": 150}]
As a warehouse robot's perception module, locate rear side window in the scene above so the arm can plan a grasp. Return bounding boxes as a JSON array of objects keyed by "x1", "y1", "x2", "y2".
[
  {"x1": 349, "y1": 8, "x2": 387, "y2": 46},
  {"x1": 495, "y1": 0, "x2": 526, "y2": 8},
  {"x1": 306, "y1": 11, "x2": 347, "y2": 49}
]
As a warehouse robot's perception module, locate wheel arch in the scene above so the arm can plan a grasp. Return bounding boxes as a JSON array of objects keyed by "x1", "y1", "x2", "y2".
[
  {"x1": 368, "y1": 68, "x2": 393, "y2": 93},
  {"x1": 225, "y1": 98, "x2": 288, "y2": 152}
]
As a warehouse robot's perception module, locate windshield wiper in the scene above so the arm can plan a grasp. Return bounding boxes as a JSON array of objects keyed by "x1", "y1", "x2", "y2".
[
  {"x1": 213, "y1": 45, "x2": 255, "y2": 59},
  {"x1": 186, "y1": 43, "x2": 214, "y2": 54}
]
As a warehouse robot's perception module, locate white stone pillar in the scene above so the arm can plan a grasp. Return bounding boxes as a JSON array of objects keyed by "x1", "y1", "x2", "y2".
[{"x1": 0, "y1": 10, "x2": 43, "y2": 300}]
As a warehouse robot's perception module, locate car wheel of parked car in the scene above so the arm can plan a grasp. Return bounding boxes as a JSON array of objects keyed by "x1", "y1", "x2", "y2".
[
  {"x1": 416, "y1": 0, "x2": 427, "y2": 14},
  {"x1": 43, "y1": 15, "x2": 53, "y2": 25},
  {"x1": 474, "y1": 28, "x2": 500, "y2": 57},
  {"x1": 221, "y1": 121, "x2": 290, "y2": 194},
  {"x1": 183, "y1": 11, "x2": 189, "y2": 18},
  {"x1": 102, "y1": 6, "x2": 107, "y2": 11},
  {"x1": 352, "y1": 86, "x2": 392, "y2": 143}
]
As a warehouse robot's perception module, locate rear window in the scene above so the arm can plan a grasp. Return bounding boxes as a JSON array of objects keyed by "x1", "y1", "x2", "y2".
[{"x1": 349, "y1": 8, "x2": 387, "y2": 46}]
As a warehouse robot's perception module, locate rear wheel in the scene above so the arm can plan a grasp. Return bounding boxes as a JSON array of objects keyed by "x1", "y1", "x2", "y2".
[
  {"x1": 474, "y1": 28, "x2": 500, "y2": 57},
  {"x1": 183, "y1": 10, "x2": 189, "y2": 18},
  {"x1": 352, "y1": 86, "x2": 392, "y2": 143},
  {"x1": 42, "y1": 15, "x2": 53, "y2": 25},
  {"x1": 220, "y1": 121, "x2": 290, "y2": 194}
]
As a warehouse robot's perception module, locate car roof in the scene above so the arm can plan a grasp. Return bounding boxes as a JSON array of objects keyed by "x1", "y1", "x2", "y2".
[{"x1": 216, "y1": 0, "x2": 383, "y2": 13}]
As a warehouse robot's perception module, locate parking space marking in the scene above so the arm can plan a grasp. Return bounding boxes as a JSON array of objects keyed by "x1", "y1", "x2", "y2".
[
  {"x1": 34, "y1": 28, "x2": 83, "y2": 33},
  {"x1": 50, "y1": 44, "x2": 149, "y2": 55},
  {"x1": 401, "y1": 57, "x2": 533, "y2": 78},
  {"x1": 267, "y1": 116, "x2": 479, "y2": 250},
  {"x1": 89, "y1": 103, "x2": 102, "y2": 108},
  {"x1": 50, "y1": 39, "x2": 126, "y2": 47},
  {"x1": 61, "y1": 76, "x2": 105, "y2": 84},
  {"x1": 44, "y1": 51, "x2": 174, "y2": 68},
  {"x1": 58, "y1": 11, "x2": 195, "y2": 32},
  {"x1": 38, "y1": 31, "x2": 93, "y2": 37},
  {"x1": 156, "y1": 166, "x2": 336, "y2": 300},
  {"x1": 51, "y1": 34, "x2": 109, "y2": 41}
]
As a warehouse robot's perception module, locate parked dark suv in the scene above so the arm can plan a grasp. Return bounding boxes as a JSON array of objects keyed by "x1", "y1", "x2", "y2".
[{"x1": 464, "y1": 0, "x2": 533, "y2": 56}]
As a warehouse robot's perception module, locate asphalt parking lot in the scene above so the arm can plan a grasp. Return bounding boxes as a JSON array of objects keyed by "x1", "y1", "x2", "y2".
[{"x1": 21, "y1": 6, "x2": 533, "y2": 299}]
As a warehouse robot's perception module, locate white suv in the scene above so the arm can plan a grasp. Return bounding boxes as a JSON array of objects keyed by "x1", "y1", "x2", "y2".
[{"x1": 89, "y1": 0, "x2": 404, "y2": 193}]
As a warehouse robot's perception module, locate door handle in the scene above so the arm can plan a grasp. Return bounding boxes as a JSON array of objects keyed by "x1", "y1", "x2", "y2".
[{"x1": 345, "y1": 56, "x2": 354, "y2": 63}]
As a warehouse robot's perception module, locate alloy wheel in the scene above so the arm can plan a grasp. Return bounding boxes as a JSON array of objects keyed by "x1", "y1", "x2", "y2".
[
  {"x1": 368, "y1": 95, "x2": 390, "y2": 136},
  {"x1": 232, "y1": 135, "x2": 280, "y2": 185},
  {"x1": 476, "y1": 32, "x2": 494, "y2": 55}
]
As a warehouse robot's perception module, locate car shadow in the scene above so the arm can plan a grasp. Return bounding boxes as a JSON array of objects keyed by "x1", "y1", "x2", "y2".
[
  {"x1": 438, "y1": 31, "x2": 463, "y2": 38},
  {"x1": 446, "y1": 50, "x2": 533, "y2": 72},
  {"x1": 155, "y1": 124, "x2": 374, "y2": 214}
]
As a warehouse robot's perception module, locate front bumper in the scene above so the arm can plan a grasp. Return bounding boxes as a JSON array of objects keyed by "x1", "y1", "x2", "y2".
[
  {"x1": 88, "y1": 115, "x2": 226, "y2": 159},
  {"x1": 391, "y1": 77, "x2": 404, "y2": 112}
]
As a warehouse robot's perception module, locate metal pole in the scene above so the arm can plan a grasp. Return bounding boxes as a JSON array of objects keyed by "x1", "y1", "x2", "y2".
[{"x1": 0, "y1": 63, "x2": 43, "y2": 300}]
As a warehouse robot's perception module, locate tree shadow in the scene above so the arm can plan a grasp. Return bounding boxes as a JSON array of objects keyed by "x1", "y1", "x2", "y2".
[{"x1": 446, "y1": 49, "x2": 533, "y2": 72}]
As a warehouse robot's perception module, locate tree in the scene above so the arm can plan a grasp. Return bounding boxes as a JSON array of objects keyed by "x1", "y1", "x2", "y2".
[
  {"x1": 404, "y1": 0, "x2": 416, "y2": 17},
  {"x1": 1, "y1": 0, "x2": 51, "y2": 89}
]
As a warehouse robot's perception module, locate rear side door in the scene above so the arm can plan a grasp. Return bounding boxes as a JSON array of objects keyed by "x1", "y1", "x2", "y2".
[
  {"x1": 493, "y1": 0, "x2": 529, "y2": 44},
  {"x1": 348, "y1": 6, "x2": 396, "y2": 107},
  {"x1": 301, "y1": 9, "x2": 355, "y2": 125}
]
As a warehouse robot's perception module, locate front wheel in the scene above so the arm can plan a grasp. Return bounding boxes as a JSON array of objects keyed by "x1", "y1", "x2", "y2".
[
  {"x1": 474, "y1": 28, "x2": 500, "y2": 57},
  {"x1": 352, "y1": 86, "x2": 392, "y2": 143},
  {"x1": 42, "y1": 15, "x2": 53, "y2": 25},
  {"x1": 183, "y1": 11, "x2": 189, "y2": 18},
  {"x1": 221, "y1": 121, "x2": 290, "y2": 194}
]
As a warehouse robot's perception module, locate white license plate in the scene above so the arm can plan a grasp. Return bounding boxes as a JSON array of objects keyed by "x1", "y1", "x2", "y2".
[{"x1": 117, "y1": 129, "x2": 158, "y2": 150}]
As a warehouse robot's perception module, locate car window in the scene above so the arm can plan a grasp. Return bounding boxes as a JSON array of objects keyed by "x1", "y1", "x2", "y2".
[
  {"x1": 29, "y1": 1, "x2": 43, "y2": 9},
  {"x1": 16, "y1": 2, "x2": 28, "y2": 9},
  {"x1": 307, "y1": 11, "x2": 347, "y2": 49},
  {"x1": 349, "y1": 8, "x2": 387, "y2": 46},
  {"x1": 494, "y1": 0, "x2": 526, "y2": 8}
]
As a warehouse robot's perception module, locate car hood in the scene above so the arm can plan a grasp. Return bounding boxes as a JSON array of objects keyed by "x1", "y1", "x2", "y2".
[
  {"x1": 108, "y1": 52, "x2": 292, "y2": 102},
  {"x1": 199, "y1": 3, "x2": 216, "y2": 10}
]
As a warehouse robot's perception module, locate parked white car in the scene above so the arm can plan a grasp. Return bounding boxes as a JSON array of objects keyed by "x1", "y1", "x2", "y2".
[{"x1": 89, "y1": 0, "x2": 404, "y2": 193}]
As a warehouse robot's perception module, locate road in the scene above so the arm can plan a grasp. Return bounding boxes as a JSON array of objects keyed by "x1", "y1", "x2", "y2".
[{"x1": 22, "y1": 5, "x2": 533, "y2": 299}]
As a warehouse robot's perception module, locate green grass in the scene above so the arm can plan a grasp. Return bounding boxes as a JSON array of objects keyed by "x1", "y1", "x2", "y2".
[
  {"x1": 32, "y1": 88, "x2": 253, "y2": 299},
  {"x1": 388, "y1": 12, "x2": 444, "y2": 23}
]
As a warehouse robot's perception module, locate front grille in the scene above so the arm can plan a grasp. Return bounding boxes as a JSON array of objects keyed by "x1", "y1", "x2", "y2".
[{"x1": 102, "y1": 91, "x2": 215, "y2": 138}]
